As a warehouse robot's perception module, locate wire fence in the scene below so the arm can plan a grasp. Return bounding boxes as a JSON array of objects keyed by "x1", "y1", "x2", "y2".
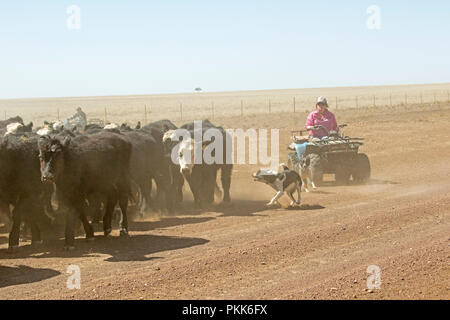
[{"x1": 2, "y1": 89, "x2": 450, "y2": 126}]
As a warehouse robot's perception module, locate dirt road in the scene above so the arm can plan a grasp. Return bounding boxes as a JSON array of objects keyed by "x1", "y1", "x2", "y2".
[{"x1": 0, "y1": 104, "x2": 449, "y2": 299}]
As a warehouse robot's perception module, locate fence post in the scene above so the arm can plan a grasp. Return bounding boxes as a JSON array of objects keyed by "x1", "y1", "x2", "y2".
[
  {"x1": 293, "y1": 97, "x2": 296, "y2": 113},
  {"x1": 241, "y1": 100, "x2": 243, "y2": 116},
  {"x1": 57, "y1": 108, "x2": 60, "y2": 121},
  {"x1": 447, "y1": 91, "x2": 449, "y2": 103},
  {"x1": 389, "y1": 94, "x2": 392, "y2": 108},
  {"x1": 211, "y1": 101, "x2": 214, "y2": 119},
  {"x1": 268, "y1": 99, "x2": 271, "y2": 113},
  {"x1": 420, "y1": 93, "x2": 423, "y2": 105},
  {"x1": 373, "y1": 95, "x2": 376, "y2": 107},
  {"x1": 335, "y1": 96, "x2": 338, "y2": 110},
  {"x1": 434, "y1": 93, "x2": 437, "y2": 104},
  {"x1": 180, "y1": 103, "x2": 183, "y2": 121},
  {"x1": 356, "y1": 96, "x2": 358, "y2": 108},
  {"x1": 405, "y1": 93, "x2": 408, "y2": 106},
  {"x1": 4, "y1": 111, "x2": 6, "y2": 120},
  {"x1": 144, "y1": 104, "x2": 147, "y2": 125},
  {"x1": 104, "y1": 107, "x2": 107, "y2": 124}
]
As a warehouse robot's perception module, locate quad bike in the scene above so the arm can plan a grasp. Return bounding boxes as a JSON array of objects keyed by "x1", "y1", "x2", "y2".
[{"x1": 286, "y1": 124, "x2": 371, "y2": 185}]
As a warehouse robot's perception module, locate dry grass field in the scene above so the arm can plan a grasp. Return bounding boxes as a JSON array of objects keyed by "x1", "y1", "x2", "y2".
[{"x1": 1, "y1": 82, "x2": 449, "y2": 127}]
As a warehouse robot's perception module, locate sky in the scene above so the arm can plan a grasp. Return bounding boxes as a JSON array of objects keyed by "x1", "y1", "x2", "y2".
[{"x1": 0, "y1": 0, "x2": 449, "y2": 99}]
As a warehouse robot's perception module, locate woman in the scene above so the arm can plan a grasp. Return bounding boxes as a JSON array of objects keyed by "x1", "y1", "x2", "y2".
[
  {"x1": 295, "y1": 97, "x2": 338, "y2": 161},
  {"x1": 305, "y1": 96, "x2": 338, "y2": 138}
]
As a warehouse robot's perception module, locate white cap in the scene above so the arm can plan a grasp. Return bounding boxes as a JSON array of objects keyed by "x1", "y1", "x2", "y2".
[{"x1": 317, "y1": 96, "x2": 327, "y2": 104}]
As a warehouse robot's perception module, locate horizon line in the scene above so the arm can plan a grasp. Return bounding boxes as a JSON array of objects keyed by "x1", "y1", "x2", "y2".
[{"x1": 1, "y1": 81, "x2": 449, "y2": 101}]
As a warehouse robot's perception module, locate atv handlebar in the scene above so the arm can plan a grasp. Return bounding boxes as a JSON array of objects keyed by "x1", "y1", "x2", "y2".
[{"x1": 291, "y1": 123, "x2": 365, "y2": 142}]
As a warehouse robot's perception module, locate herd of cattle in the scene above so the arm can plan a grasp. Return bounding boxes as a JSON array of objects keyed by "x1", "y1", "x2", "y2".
[{"x1": 0, "y1": 116, "x2": 232, "y2": 251}]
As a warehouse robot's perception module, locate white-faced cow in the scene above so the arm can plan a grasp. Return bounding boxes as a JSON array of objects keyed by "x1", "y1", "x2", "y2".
[{"x1": 164, "y1": 120, "x2": 232, "y2": 209}]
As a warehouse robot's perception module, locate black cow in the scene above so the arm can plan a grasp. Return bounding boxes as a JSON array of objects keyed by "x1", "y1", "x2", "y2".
[
  {"x1": 0, "y1": 117, "x2": 31, "y2": 136},
  {"x1": 81, "y1": 124, "x2": 172, "y2": 215},
  {"x1": 141, "y1": 120, "x2": 184, "y2": 211},
  {"x1": 142, "y1": 119, "x2": 177, "y2": 135},
  {"x1": 0, "y1": 116, "x2": 24, "y2": 128},
  {"x1": 121, "y1": 130, "x2": 171, "y2": 215},
  {"x1": 38, "y1": 131, "x2": 133, "y2": 250},
  {"x1": 0, "y1": 132, "x2": 54, "y2": 251}
]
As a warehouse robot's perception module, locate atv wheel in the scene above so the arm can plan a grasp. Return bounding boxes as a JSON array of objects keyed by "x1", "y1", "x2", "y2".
[
  {"x1": 335, "y1": 165, "x2": 352, "y2": 185},
  {"x1": 352, "y1": 153, "x2": 371, "y2": 184}
]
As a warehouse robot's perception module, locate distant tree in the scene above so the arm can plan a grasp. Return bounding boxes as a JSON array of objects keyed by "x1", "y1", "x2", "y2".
[{"x1": 195, "y1": 87, "x2": 202, "y2": 92}]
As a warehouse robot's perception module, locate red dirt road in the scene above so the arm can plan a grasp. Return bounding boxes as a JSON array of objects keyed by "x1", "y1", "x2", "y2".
[{"x1": 0, "y1": 104, "x2": 449, "y2": 299}]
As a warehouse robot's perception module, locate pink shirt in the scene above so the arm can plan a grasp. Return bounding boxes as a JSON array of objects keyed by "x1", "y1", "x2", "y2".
[{"x1": 305, "y1": 109, "x2": 338, "y2": 138}]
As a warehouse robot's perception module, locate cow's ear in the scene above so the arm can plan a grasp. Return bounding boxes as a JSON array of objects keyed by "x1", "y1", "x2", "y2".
[{"x1": 62, "y1": 136, "x2": 71, "y2": 148}]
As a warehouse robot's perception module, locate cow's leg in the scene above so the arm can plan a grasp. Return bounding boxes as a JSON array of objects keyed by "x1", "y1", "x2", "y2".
[
  {"x1": 138, "y1": 187, "x2": 146, "y2": 217},
  {"x1": 30, "y1": 219, "x2": 42, "y2": 246},
  {"x1": 118, "y1": 194, "x2": 129, "y2": 236},
  {"x1": 87, "y1": 193, "x2": 102, "y2": 225},
  {"x1": 147, "y1": 178, "x2": 154, "y2": 211},
  {"x1": 154, "y1": 174, "x2": 169, "y2": 213},
  {"x1": 64, "y1": 207, "x2": 77, "y2": 250},
  {"x1": 8, "y1": 201, "x2": 24, "y2": 251},
  {"x1": 201, "y1": 168, "x2": 216, "y2": 205},
  {"x1": 172, "y1": 165, "x2": 184, "y2": 206},
  {"x1": 153, "y1": 176, "x2": 166, "y2": 213},
  {"x1": 187, "y1": 178, "x2": 201, "y2": 209},
  {"x1": 221, "y1": 165, "x2": 232, "y2": 202},
  {"x1": 176, "y1": 173, "x2": 184, "y2": 204},
  {"x1": 103, "y1": 190, "x2": 117, "y2": 237},
  {"x1": 117, "y1": 184, "x2": 130, "y2": 236},
  {"x1": 184, "y1": 171, "x2": 203, "y2": 209},
  {"x1": 73, "y1": 200, "x2": 94, "y2": 240},
  {"x1": 135, "y1": 178, "x2": 150, "y2": 218}
]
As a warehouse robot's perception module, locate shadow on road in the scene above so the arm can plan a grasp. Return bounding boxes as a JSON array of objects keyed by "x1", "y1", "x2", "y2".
[
  {"x1": 0, "y1": 234, "x2": 209, "y2": 263},
  {"x1": 0, "y1": 265, "x2": 60, "y2": 289},
  {"x1": 129, "y1": 217, "x2": 215, "y2": 232},
  {"x1": 287, "y1": 204, "x2": 325, "y2": 211},
  {"x1": 215, "y1": 200, "x2": 270, "y2": 217}
]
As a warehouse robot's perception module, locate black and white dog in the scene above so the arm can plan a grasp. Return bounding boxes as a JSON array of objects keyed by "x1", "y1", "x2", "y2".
[
  {"x1": 299, "y1": 155, "x2": 318, "y2": 192},
  {"x1": 253, "y1": 164, "x2": 302, "y2": 207}
]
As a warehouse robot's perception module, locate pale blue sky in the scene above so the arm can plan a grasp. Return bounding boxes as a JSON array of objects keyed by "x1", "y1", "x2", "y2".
[{"x1": 0, "y1": 0, "x2": 449, "y2": 98}]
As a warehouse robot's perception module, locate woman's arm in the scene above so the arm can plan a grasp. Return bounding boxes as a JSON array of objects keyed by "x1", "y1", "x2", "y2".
[
  {"x1": 330, "y1": 113, "x2": 338, "y2": 131},
  {"x1": 305, "y1": 112, "x2": 314, "y2": 129}
]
